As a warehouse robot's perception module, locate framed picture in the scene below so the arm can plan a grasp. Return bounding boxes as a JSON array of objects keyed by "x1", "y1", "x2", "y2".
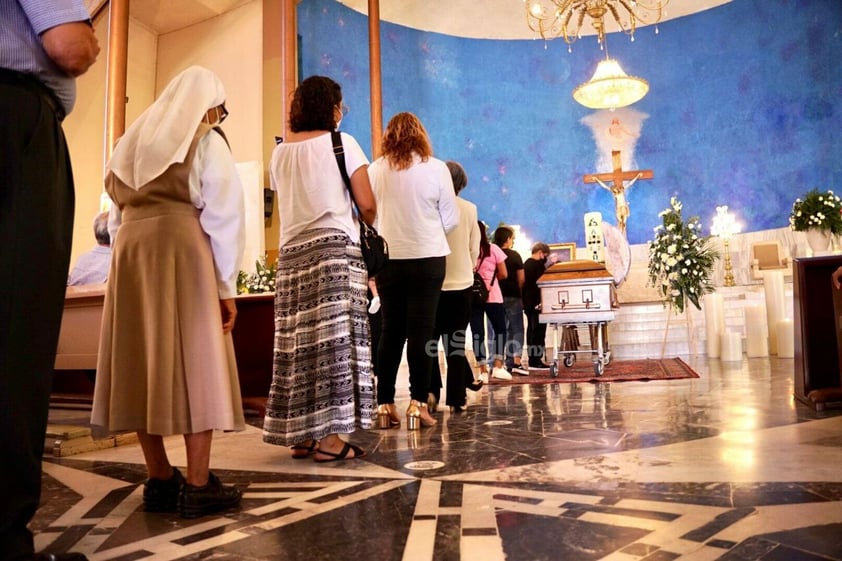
[{"x1": 548, "y1": 242, "x2": 576, "y2": 264}]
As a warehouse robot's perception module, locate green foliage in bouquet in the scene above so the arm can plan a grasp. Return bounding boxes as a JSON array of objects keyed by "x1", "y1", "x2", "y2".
[
  {"x1": 237, "y1": 257, "x2": 276, "y2": 294},
  {"x1": 789, "y1": 189, "x2": 842, "y2": 234},
  {"x1": 647, "y1": 197, "x2": 719, "y2": 314}
]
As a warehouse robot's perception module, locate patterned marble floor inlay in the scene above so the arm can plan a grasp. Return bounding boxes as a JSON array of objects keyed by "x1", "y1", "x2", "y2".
[{"x1": 31, "y1": 357, "x2": 842, "y2": 560}]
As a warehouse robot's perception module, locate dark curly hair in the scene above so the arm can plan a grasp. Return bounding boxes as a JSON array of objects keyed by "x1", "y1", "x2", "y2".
[
  {"x1": 288, "y1": 76, "x2": 342, "y2": 132},
  {"x1": 381, "y1": 112, "x2": 432, "y2": 170}
]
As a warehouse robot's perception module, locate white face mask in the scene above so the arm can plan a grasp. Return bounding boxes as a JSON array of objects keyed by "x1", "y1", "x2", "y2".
[{"x1": 335, "y1": 117, "x2": 342, "y2": 130}]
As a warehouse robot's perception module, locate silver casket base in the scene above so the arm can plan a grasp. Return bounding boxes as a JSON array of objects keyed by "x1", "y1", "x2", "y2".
[{"x1": 537, "y1": 260, "x2": 618, "y2": 376}]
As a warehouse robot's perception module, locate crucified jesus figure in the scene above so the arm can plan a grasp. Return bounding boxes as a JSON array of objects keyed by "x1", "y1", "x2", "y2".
[{"x1": 583, "y1": 150, "x2": 653, "y2": 236}]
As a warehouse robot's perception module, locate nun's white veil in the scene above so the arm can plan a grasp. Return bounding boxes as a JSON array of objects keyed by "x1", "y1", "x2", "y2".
[{"x1": 107, "y1": 65, "x2": 226, "y2": 190}]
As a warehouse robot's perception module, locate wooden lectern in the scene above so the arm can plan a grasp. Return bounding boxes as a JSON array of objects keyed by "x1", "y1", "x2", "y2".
[{"x1": 792, "y1": 255, "x2": 842, "y2": 410}]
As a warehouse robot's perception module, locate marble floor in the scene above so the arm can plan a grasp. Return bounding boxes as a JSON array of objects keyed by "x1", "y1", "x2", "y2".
[{"x1": 34, "y1": 356, "x2": 842, "y2": 560}]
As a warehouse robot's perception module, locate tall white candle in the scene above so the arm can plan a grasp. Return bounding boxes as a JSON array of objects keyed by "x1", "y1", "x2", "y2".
[
  {"x1": 744, "y1": 304, "x2": 769, "y2": 357},
  {"x1": 720, "y1": 330, "x2": 742, "y2": 362},
  {"x1": 704, "y1": 293, "x2": 725, "y2": 358},
  {"x1": 776, "y1": 318, "x2": 795, "y2": 358},
  {"x1": 763, "y1": 270, "x2": 785, "y2": 354}
]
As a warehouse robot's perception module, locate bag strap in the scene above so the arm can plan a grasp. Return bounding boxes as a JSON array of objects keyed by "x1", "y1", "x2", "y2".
[
  {"x1": 475, "y1": 256, "x2": 497, "y2": 286},
  {"x1": 331, "y1": 130, "x2": 358, "y2": 207}
]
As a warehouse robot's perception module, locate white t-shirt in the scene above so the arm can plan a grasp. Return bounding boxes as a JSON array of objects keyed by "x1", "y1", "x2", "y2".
[
  {"x1": 270, "y1": 131, "x2": 370, "y2": 246},
  {"x1": 367, "y1": 155, "x2": 460, "y2": 259}
]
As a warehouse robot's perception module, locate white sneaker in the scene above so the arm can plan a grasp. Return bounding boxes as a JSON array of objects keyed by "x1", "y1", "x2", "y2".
[
  {"x1": 491, "y1": 367, "x2": 512, "y2": 380},
  {"x1": 368, "y1": 296, "x2": 380, "y2": 314},
  {"x1": 478, "y1": 371, "x2": 489, "y2": 384}
]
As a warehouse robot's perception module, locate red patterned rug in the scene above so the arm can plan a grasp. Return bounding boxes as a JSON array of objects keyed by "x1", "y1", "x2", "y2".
[{"x1": 487, "y1": 357, "x2": 700, "y2": 385}]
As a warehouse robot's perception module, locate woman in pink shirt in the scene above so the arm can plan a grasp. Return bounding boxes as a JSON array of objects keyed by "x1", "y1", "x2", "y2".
[{"x1": 469, "y1": 221, "x2": 510, "y2": 381}]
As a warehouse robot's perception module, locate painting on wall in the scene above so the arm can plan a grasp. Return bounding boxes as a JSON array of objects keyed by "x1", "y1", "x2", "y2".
[{"x1": 548, "y1": 242, "x2": 576, "y2": 264}]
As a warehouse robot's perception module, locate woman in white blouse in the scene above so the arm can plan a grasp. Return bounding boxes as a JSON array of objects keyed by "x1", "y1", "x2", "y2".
[
  {"x1": 368, "y1": 112, "x2": 460, "y2": 429},
  {"x1": 263, "y1": 76, "x2": 377, "y2": 462}
]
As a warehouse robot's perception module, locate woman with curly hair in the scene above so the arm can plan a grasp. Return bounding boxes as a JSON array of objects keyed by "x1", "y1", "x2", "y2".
[
  {"x1": 262, "y1": 75, "x2": 377, "y2": 462},
  {"x1": 367, "y1": 112, "x2": 460, "y2": 429}
]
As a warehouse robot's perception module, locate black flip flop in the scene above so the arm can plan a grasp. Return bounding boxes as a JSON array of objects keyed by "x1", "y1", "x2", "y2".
[
  {"x1": 290, "y1": 440, "x2": 318, "y2": 459},
  {"x1": 313, "y1": 442, "x2": 366, "y2": 463}
]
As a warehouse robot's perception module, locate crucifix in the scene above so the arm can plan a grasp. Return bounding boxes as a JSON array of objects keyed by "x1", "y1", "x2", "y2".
[{"x1": 583, "y1": 150, "x2": 653, "y2": 236}]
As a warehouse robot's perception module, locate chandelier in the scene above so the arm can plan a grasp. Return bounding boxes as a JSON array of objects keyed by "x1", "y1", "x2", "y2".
[
  {"x1": 524, "y1": 0, "x2": 670, "y2": 47},
  {"x1": 572, "y1": 55, "x2": 648, "y2": 109}
]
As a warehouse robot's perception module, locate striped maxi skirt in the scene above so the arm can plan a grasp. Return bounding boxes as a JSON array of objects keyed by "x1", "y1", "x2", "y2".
[{"x1": 262, "y1": 228, "x2": 375, "y2": 446}]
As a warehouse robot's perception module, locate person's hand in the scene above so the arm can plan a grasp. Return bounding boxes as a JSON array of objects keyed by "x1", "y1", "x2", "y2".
[
  {"x1": 220, "y1": 298, "x2": 237, "y2": 333},
  {"x1": 833, "y1": 266, "x2": 842, "y2": 290}
]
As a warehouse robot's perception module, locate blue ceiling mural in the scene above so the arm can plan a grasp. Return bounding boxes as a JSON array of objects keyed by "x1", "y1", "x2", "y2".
[{"x1": 296, "y1": 0, "x2": 842, "y2": 246}]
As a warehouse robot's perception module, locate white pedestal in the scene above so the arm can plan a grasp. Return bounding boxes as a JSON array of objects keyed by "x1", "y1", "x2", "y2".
[
  {"x1": 720, "y1": 330, "x2": 743, "y2": 362},
  {"x1": 704, "y1": 293, "x2": 725, "y2": 358},
  {"x1": 744, "y1": 304, "x2": 769, "y2": 357},
  {"x1": 763, "y1": 271, "x2": 785, "y2": 354},
  {"x1": 776, "y1": 319, "x2": 795, "y2": 358}
]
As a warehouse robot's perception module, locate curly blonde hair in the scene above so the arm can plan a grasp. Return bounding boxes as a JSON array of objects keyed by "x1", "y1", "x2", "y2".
[{"x1": 380, "y1": 112, "x2": 432, "y2": 170}]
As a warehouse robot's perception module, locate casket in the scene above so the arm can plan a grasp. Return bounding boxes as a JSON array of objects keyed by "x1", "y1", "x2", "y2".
[{"x1": 537, "y1": 260, "x2": 618, "y2": 324}]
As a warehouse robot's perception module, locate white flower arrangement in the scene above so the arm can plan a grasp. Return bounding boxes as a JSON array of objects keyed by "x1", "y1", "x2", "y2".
[
  {"x1": 237, "y1": 257, "x2": 276, "y2": 294},
  {"x1": 647, "y1": 196, "x2": 718, "y2": 314},
  {"x1": 789, "y1": 189, "x2": 842, "y2": 234}
]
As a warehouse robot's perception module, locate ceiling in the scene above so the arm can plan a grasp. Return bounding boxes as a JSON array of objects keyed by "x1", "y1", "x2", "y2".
[
  {"x1": 338, "y1": 0, "x2": 732, "y2": 40},
  {"x1": 89, "y1": 0, "x2": 731, "y2": 37}
]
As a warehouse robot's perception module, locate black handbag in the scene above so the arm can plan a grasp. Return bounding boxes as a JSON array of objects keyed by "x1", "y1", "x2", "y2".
[
  {"x1": 471, "y1": 266, "x2": 496, "y2": 309},
  {"x1": 331, "y1": 131, "x2": 389, "y2": 276}
]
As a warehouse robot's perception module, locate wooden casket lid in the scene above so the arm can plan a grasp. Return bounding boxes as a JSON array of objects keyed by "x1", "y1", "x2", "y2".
[{"x1": 539, "y1": 260, "x2": 613, "y2": 282}]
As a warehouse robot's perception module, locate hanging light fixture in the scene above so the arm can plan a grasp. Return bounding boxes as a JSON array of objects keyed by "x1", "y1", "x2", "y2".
[
  {"x1": 572, "y1": 52, "x2": 648, "y2": 109},
  {"x1": 524, "y1": 0, "x2": 664, "y2": 110},
  {"x1": 524, "y1": 0, "x2": 670, "y2": 47}
]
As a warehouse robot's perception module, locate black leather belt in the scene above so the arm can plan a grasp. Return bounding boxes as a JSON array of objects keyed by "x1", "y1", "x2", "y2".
[{"x1": 0, "y1": 67, "x2": 66, "y2": 121}]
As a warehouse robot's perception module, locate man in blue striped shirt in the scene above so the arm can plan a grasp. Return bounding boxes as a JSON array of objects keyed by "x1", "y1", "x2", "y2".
[{"x1": 0, "y1": 2, "x2": 99, "y2": 560}]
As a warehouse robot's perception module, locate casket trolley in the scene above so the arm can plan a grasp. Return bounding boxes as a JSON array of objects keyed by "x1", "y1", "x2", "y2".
[{"x1": 537, "y1": 260, "x2": 618, "y2": 376}]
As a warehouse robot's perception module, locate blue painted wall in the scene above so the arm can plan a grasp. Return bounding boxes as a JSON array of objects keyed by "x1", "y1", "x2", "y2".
[{"x1": 296, "y1": 0, "x2": 842, "y2": 246}]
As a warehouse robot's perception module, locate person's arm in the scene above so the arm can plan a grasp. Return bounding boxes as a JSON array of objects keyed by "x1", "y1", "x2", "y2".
[
  {"x1": 496, "y1": 259, "x2": 508, "y2": 281},
  {"x1": 350, "y1": 166, "x2": 376, "y2": 226},
  {"x1": 40, "y1": 21, "x2": 99, "y2": 77},
  {"x1": 437, "y1": 165, "x2": 460, "y2": 233},
  {"x1": 833, "y1": 266, "x2": 842, "y2": 289},
  {"x1": 517, "y1": 268, "x2": 525, "y2": 289}
]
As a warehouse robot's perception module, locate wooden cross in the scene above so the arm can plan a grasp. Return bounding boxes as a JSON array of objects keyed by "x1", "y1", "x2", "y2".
[{"x1": 583, "y1": 150, "x2": 653, "y2": 236}]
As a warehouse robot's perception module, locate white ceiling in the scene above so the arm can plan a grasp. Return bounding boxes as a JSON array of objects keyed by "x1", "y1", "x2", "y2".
[
  {"x1": 337, "y1": 0, "x2": 732, "y2": 40},
  {"x1": 89, "y1": 0, "x2": 731, "y2": 37}
]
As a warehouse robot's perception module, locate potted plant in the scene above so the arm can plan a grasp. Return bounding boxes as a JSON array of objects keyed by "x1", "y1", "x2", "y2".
[
  {"x1": 789, "y1": 188, "x2": 842, "y2": 252},
  {"x1": 647, "y1": 196, "x2": 718, "y2": 314}
]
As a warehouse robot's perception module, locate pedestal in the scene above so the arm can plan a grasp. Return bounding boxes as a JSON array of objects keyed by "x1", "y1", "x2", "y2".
[
  {"x1": 704, "y1": 293, "x2": 724, "y2": 358},
  {"x1": 745, "y1": 304, "x2": 769, "y2": 357},
  {"x1": 720, "y1": 331, "x2": 742, "y2": 362},
  {"x1": 776, "y1": 319, "x2": 794, "y2": 358},
  {"x1": 763, "y1": 271, "x2": 785, "y2": 354}
]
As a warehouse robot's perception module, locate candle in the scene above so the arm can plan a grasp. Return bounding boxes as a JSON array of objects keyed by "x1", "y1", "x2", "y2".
[
  {"x1": 704, "y1": 293, "x2": 725, "y2": 358},
  {"x1": 744, "y1": 304, "x2": 769, "y2": 357},
  {"x1": 763, "y1": 270, "x2": 785, "y2": 354},
  {"x1": 776, "y1": 318, "x2": 795, "y2": 358},
  {"x1": 720, "y1": 330, "x2": 742, "y2": 362}
]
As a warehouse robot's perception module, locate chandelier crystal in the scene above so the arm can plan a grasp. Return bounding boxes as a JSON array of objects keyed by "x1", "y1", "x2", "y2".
[{"x1": 525, "y1": 0, "x2": 670, "y2": 46}]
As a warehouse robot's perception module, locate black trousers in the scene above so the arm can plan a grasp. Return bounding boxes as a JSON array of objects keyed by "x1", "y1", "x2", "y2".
[
  {"x1": 525, "y1": 307, "x2": 548, "y2": 366},
  {"x1": 430, "y1": 287, "x2": 472, "y2": 407},
  {"x1": 375, "y1": 256, "x2": 445, "y2": 404},
  {"x1": 0, "y1": 72, "x2": 75, "y2": 560}
]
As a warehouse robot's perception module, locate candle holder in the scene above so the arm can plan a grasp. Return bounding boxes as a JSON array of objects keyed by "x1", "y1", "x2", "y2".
[{"x1": 711, "y1": 205, "x2": 741, "y2": 288}]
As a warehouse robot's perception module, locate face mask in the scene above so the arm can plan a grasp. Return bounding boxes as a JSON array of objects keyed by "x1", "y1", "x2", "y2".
[{"x1": 335, "y1": 117, "x2": 342, "y2": 130}]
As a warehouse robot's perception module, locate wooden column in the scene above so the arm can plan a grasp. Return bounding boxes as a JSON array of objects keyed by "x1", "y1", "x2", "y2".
[
  {"x1": 104, "y1": 0, "x2": 129, "y2": 164},
  {"x1": 368, "y1": 0, "x2": 382, "y2": 158}
]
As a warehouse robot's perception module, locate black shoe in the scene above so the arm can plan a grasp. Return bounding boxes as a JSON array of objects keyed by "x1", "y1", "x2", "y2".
[
  {"x1": 467, "y1": 379, "x2": 484, "y2": 391},
  {"x1": 528, "y1": 361, "x2": 552, "y2": 369},
  {"x1": 178, "y1": 472, "x2": 242, "y2": 519},
  {"x1": 143, "y1": 467, "x2": 185, "y2": 513},
  {"x1": 33, "y1": 554, "x2": 89, "y2": 561}
]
